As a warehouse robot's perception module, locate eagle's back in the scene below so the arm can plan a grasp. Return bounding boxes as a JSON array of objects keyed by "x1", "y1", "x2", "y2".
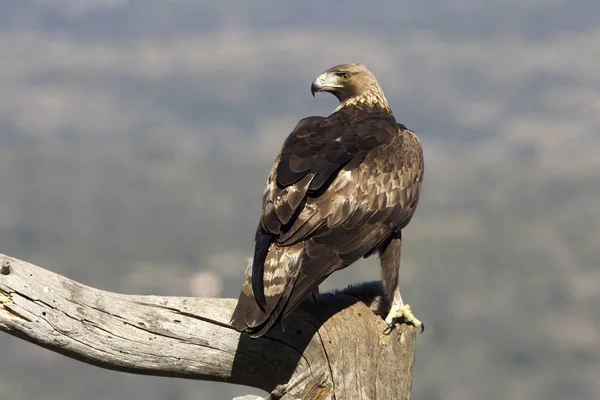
[{"x1": 231, "y1": 107, "x2": 423, "y2": 337}]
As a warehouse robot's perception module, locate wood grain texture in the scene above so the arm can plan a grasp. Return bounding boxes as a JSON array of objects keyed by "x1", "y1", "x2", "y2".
[{"x1": 0, "y1": 253, "x2": 417, "y2": 400}]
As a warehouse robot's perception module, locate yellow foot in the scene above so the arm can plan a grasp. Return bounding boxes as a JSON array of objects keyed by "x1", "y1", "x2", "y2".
[{"x1": 383, "y1": 304, "x2": 424, "y2": 334}]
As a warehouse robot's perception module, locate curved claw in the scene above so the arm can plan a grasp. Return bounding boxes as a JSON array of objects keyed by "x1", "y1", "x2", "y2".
[
  {"x1": 383, "y1": 304, "x2": 424, "y2": 334},
  {"x1": 382, "y1": 318, "x2": 424, "y2": 334},
  {"x1": 383, "y1": 319, "x2": 397, "y2": 335}
]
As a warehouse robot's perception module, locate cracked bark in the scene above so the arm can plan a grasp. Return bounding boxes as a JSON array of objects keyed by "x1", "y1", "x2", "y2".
[{"x1": 0, "y1": 253, "x2": 417, "y2": 400}]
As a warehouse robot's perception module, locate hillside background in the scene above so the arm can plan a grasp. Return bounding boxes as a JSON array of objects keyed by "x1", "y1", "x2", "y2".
[{"x1": 0, "y1": 1, "x2": 599, "y2": 399}]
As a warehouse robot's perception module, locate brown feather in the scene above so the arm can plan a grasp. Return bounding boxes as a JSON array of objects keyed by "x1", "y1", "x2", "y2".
[{"x1": 231, "y1": 63, "x2": 424, "y2": 336}]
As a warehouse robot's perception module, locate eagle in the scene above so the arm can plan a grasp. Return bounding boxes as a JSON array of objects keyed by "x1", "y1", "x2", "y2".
[{"x1": 230, "y1": 63, "x2": 424, "y2": 338}]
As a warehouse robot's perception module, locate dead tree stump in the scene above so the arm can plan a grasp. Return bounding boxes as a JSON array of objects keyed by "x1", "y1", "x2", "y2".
[{"x1": 0, "y1": 253, "x2": 417, "y2": 399}]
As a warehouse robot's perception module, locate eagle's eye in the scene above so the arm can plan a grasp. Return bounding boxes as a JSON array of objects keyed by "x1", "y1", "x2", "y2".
[{"x1": 338, "y1": 73, "x2": 351, "y2": 81}]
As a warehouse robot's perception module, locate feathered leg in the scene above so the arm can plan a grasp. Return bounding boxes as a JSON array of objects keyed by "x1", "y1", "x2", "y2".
[{"x1": 379, "y1": 232, "x2": 424, "y2": 333}]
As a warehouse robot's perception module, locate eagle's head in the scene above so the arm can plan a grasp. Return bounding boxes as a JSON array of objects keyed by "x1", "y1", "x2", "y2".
[{"x1": 310, "y1": 63, "x2": 389, "y2": 110}]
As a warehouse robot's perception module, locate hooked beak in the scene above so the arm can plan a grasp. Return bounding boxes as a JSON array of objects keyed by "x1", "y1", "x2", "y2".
[
  {"x1": 310, "y1": 80, "x2": 320, "y2": 97},
  {"x1": 311, "y1": 72, "x2": 341, "y2": 97}
]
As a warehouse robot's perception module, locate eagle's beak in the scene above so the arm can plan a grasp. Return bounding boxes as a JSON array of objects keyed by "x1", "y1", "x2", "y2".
[
  {"x1": 311, "y1": 72, "x2": 341, "y2": 97},
  {"x1": 311, "y1": 80, "x2": 320, "y2": 97}
]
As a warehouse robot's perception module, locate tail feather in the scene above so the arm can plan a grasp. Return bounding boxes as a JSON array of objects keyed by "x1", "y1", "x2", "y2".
[
  {"x1": 230, "y1": 239, "x2": 346, "y2": 337},
  {"x1": 251, "y1": 226, "x2": 271, "y2": 311},
  {"x1": 230, "y1": 242, "x2": 304, "y2": 335},
  {"x1": 245, "y1": 272, "x2": 298, "y2": 338}
]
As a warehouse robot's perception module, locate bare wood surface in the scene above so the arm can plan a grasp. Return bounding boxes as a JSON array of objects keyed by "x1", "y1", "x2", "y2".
[{"x1": 0, "y1": 253, "x2": 417, "y2": 400}]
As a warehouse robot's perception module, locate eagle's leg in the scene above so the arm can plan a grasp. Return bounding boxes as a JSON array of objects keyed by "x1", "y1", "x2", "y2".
[{"x1": 379, "y1": 233, "x2": 424, "y2": 333}]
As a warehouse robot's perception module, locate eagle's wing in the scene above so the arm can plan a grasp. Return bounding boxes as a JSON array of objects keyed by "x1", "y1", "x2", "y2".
[
  {"x1": 251, "y1": 117, "x2": 392, "y2": 307},
  {"x1": 231, "y1": 114, "x2": 423, "y2": 336},
  {"x1": 270, "y1": 124, "x2": 424, "y2": 324},
  {"x1": 263, "y1": 117, "x2": 392, "y2": 232},
  {"x1": 250, "y1": 116, "x2": 421, "y2": 318}
]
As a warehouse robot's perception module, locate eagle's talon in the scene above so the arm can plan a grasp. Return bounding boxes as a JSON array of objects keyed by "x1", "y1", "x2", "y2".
[
  {"x1": 383, "y1": 304, "x2": 424, "y2": 333},
  {"x1": 382, "y1": 319, "x2": 397, "y2": 335}
]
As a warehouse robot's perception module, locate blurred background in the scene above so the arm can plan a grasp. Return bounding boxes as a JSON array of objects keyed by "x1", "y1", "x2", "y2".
[{"x1": 0, "y1": 1, "x2": 599, "y2": 399}]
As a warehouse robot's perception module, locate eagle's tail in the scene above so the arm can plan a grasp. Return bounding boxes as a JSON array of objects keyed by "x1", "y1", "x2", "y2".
[{"x1": 230, "y1": 242, "x2": 304, "y2": 337}]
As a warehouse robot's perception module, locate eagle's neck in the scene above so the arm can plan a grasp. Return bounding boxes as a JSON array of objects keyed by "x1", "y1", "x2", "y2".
[{"x1": 333, "y1": 85, "x2": 392, "y2": 115}]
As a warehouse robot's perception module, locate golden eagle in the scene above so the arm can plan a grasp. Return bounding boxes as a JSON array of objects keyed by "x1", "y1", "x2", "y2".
[{"x1": 230, "y1": 63, "x2": 424, "y2": 337}]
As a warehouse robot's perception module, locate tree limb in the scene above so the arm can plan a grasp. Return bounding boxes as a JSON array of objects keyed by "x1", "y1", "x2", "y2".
[{"x1": 0, "y1": 253, "x2": 417, "y2": 400}]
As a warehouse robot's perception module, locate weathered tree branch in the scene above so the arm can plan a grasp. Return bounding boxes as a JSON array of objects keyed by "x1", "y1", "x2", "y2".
[{"x1": 0, "y1": 253, "x2": 417, "y2": 400}]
